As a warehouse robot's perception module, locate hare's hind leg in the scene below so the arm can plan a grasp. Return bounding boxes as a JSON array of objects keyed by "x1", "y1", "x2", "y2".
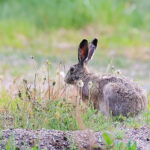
[
  {"x1": 99, "y1": 99, "x2": 110, "y2": 118},
  {"x1": 103, "y1": 83, "x2": 131, "y2": 116}
]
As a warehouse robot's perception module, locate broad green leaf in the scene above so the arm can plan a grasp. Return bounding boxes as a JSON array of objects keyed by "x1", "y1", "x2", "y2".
[{"x1": 102, "y1": 132, "x2": 114, "y2": 146}]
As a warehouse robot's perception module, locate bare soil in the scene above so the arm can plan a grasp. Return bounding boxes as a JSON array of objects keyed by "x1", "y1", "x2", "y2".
[{"x1": 0, "y1": 126, "x2": 150, "y2": 150}]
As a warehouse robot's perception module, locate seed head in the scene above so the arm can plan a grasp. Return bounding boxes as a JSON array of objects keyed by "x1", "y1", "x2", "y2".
[
  {"x1": 56, "y1": 112, "x2": 60, "y2": 119},
  {"x1": 52, "y1": 81, "x2": 56, "y2": 86},
  {"x1": 0, "y1": 75, "x2": 3, "y2": 80},
  {"x1": 46, "y1": 60, "x2": 50, "y2": 65},
  {"x1": 30, "y1": 56, "x2": 34, "y2": 59},
  {"x1": 116, "y1": 69, "x2": 121, "y2": 75},
  {"x1": 111, "y1": 65, "x2": 115, "y2": 70},
  {"x1": 77, "y1": 80, "x2": 84, "y2": 87},
  {"x1": 60, "y1": 71, "x2": 65, "y2": 78},
  {"x1": 23, "y1": 79, "x2": 27, "y2": 84},
  {"x1": 56, "y1": 71, "x2": 60, "y2": 76},
  {"x1": 88, "y1": 81, "x2": 93, "y2": 89}
]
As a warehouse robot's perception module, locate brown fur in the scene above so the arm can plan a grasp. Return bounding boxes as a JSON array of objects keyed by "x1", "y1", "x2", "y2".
[{"x1": 65, "y1": 38, "x2": 148, "y2": 117}]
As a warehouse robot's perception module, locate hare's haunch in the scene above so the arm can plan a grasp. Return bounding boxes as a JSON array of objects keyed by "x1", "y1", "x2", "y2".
[{"x1": 65, "y1": 38, "x2": 148, "y2": 117}]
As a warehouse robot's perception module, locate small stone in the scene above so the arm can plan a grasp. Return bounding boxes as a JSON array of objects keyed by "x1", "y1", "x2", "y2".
[{"x1": 63, "y1": 136, "x2": 67, "y2": 141}]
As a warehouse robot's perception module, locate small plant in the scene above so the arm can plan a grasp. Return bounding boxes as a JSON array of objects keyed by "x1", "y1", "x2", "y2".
[
  {"x1": 102, "y1": 132, "x2": 114, "y2": 149},
  {"x1": 68, "y1": 137, "x2": 77, "y2": 150},
  {"x1": 126, "y1": 141, "x2": 137, "y2": 150},
  {"x1": 114, "y1": 130, "x2": 125, "y2": 140},
  {"x1": 115, "y1": 141, "x2": 124, "y2": 150},
  {"x1": 102, "y1": 132, "x2": 137, "y2": 150},
  {"x1": 6, "y1": 134, "x2": 16, "y2": 150}
]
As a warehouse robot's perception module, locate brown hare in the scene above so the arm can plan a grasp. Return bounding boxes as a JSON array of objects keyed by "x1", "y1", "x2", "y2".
[{"x1": 65, "y1": 38, "x2": 148, "y2": 117}]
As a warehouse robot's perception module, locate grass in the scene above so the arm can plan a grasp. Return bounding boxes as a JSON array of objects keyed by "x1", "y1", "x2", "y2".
[
  {"x1": 0, "y1": 0, "x2": 150, "y2": 56},
  {"x1": 0, "y1": 0, "x2": 149, "y2": 29},
  {"x1": 0, "y1": 0, "x2": 150, "y2": 79},
  {"x1": 102, "y1": 132, "x2": 138, "y2": 150},
  {"x1": 0, "y1": 57, "x2": 149, "y2": 150},
  {"x1": 0, "y1": 60, "x2": 150, "y2": 131}
]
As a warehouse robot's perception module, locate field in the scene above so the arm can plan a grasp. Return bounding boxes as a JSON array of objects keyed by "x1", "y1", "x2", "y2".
[{"x1": 0, "y1": 0, "x2": 150, "y2": 149}]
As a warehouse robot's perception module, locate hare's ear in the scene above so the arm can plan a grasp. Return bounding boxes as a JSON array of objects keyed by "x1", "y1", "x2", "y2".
[
  {"x1": 85, "y1": 38, "x2": 98, "y2": 63},
  {"x1": 78, "y1": 39, "x2": 89, "y2": 65}
]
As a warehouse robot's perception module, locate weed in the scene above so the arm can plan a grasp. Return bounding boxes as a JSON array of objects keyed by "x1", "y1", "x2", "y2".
[{"x1": 102, "y1": 132, "x2": 137, "y2": 150}]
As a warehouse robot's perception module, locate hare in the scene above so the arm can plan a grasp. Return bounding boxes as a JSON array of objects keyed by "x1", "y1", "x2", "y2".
[{"x1": 65, "y1": 38, "x2": 148, "y2": 117}]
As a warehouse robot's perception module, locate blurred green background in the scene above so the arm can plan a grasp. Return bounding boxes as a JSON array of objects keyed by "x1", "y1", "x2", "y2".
[{"x1": 0, "y1": 0, "x2": 150, "y2": 87}]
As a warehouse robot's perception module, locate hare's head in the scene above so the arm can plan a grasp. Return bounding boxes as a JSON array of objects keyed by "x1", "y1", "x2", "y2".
[{"x1": 65, "y1": 38, "x2": 98, "y2": 85}]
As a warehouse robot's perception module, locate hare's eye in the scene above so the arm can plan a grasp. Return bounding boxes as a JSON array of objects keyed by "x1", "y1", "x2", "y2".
[{"x1": 70, "y1": 67, "x2": 75, "y2": 73}]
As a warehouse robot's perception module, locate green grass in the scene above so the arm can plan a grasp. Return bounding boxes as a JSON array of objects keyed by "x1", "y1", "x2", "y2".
[
  {"x1": 0, "y1": 0, "x2": 150, "y2": 50},
  {"x1": 1, "y1": 91, "x2": 149, "y2": 131},
  {"x1": 0, "y1": 0, "x2": 150, "y2": 78},
  {"x1": 0, "y1": 61, "x2": 149, "y2": 131},
  {"x1": 0, "y1": 0, "x2": 149, "y2": 29},
  {"x1": 102, "y1": 132, "x2": 137, "y2": 150}
]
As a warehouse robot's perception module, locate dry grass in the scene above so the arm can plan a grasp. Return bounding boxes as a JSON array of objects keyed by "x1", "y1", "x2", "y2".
[
  {"x1": 0, "y1": 58, "x2": 90, "y2": 130},
  {"x1": 0, "y1": 57, "x2": 150, "y2": 132}
]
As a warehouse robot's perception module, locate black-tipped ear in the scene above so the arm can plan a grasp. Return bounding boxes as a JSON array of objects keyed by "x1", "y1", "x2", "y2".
[
  {"x1": 78, "y1": 39, "x2": 89, "y2": 65},
  {"x1": 85, "y1": 38, "x2": 98, "y2": 64},
  {"x1": 92, "y1": 38, "x2": 98, "y2": 47}
]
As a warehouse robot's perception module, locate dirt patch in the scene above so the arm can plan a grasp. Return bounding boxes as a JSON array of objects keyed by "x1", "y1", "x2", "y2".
[
  {"x1": 124, "y1": 125, "x2": 150, "y2": 150},
  {"x1": 0, "y1": 126, "x2": 150, "y2": 150}
]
